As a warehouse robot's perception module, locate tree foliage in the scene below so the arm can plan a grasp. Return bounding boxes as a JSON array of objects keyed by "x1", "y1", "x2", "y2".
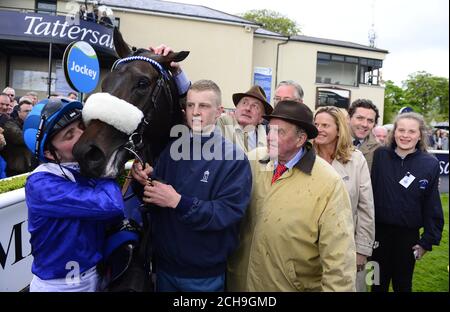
[
  {"x1": 403, "y1": 71, "x2": 449, "y2": 122},
  {"x1": 240, "y1": 9, "x2": 301, "y2": 36},
  {"x1": 383, "y1": 72, "x2": 449, "y2": 124},
  {"x1": 383, "y1": 80, "x2": 406, "y2": 124}
]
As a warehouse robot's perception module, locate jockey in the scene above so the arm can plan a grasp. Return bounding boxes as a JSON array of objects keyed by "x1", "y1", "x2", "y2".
[{"x1": 23, "y1": 97, "x2": 125, "y2": 292}]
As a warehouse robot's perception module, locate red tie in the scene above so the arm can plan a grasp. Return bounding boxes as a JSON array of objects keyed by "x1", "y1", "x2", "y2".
[{"x1": 272, "y1": 164, "x2": 288, "y2": 184}]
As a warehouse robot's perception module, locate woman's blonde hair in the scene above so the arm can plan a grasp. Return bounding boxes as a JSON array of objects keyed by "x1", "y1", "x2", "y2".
[
  {"x1": 388, "y1": 112, "x2": 429, "y2": 153},
  {"x1": 314, "y1": 106, "x2": 354, "y2": 164}
]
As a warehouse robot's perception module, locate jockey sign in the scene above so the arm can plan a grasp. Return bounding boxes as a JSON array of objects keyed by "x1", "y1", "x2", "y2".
[{"x1": 63, "y1": 41, "x2": 100, "y2": 93}]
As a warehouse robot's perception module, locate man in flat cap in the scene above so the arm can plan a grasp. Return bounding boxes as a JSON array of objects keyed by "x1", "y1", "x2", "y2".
[
  {"x1": 227, "y1": 100, "x2": 356, "y2": 292},
  {"x1": 216, "y1": 85, "x2": 273, "y2": 154}
]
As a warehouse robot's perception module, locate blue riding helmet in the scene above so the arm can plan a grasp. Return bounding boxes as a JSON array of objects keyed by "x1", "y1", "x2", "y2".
[{"x1": 23, "y1": 98, "x2": 83, "y2": 162}]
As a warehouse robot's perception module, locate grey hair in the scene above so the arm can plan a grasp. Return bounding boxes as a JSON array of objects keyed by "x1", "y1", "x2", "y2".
[{"x1": 276, "y1": 80, "x2": 304, "y2": 100}]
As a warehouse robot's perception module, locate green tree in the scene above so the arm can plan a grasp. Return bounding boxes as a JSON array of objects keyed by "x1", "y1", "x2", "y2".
[
  {"x1": 240, "y1": 9, "x2": 301, "y2": 36},
  {"x1": 383, "y1": 80, "x2": 406, "y2": 124},
  {"x1": 402, "y1": 71, "x2": 449, "y2": 122}
]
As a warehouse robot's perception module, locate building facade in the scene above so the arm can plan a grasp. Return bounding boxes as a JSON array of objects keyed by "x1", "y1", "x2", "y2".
[{"x1": 0, "y1": 0, "x2": 388, "y2": 119}]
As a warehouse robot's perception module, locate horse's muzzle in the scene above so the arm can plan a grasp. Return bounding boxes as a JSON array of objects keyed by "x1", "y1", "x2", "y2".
[{"x1": 73, "y1": 142, "x2": 107, "y2": 178}]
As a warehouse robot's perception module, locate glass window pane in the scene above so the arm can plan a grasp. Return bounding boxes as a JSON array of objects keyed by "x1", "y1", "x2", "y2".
[
  {"x1": 346, "y1": 56, "x2": 358, "y2": 63},
  {"x1": 316, "y1": 60, "x2": 357, "y2": 86},
  {"x1": 360, "y1": 58, "x2": 368, "y2": 65},
  {"x1": 12, "y1": 69, "x2": 55, "y2": 92},
  {"x1": 331, "y1": 54, "x2": 345, "y2": 61},
  {"x1": 317, "y1": 52, "x2": 330, "y2": 60}
]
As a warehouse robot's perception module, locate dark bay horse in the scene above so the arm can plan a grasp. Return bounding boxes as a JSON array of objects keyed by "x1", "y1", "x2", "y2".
[{"x1": 73, "y1": 28, "x2": 189, "y2": 178}]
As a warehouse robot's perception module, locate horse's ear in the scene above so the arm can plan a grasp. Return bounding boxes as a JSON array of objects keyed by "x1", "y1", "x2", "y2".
[
  {"x1": 170, "y1": 51, "x2": 190, "y2": 63},
  {"x1": 113, "y1": 27, "x2": 132, "y2": 58}
]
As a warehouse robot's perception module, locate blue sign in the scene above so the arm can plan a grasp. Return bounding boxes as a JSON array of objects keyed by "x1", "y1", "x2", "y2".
[
  {"x1": 63, "y1": 41, "x2": 99, "y2": 93},
  {"x1": 431, "y1": 151, "x2": 449, "y2": 176},
  {"x1": 253, "y1": 67, "x2": 272, "y2": 103}
]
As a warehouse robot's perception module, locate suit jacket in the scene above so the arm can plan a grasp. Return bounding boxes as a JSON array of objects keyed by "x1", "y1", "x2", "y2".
[
  {"x1": 357, "y1": 132, "x2": 380, "y2": 172},
  {"x1": 216, "y1": 115, "x2": 267, "y2": 154}
]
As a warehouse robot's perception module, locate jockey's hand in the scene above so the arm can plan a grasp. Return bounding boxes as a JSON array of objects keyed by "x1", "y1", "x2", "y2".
[
  {"x1": 149, "y1": 44, "x2": 182, "y2": 75},
  {"x1": 143, "y1": 180, "x2": 181, "y2": 208},
  {"x1": 131, "y1": 161, "x2": 152, "y2": 186}
]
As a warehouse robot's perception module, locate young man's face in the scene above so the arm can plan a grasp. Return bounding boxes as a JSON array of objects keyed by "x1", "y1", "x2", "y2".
[
  {"x1": 185, "y1": 89, "x2": 221, "y2": 133},
  {"x1": 349, "y1": 107, "x2": 377, "y2": 140},
  {"x1": 44, "y1": 120, "x2": 84, "y2": 163}
]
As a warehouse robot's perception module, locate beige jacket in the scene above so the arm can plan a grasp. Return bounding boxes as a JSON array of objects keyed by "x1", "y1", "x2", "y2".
[
  {"x1": 358, "y1": 132, "x2": 380, "y2": 172},
  {"x1": 227, "y1": 144, "x2": 356, "y2": 292},
  {"x1": 216, "y1": 115, "x2": 267, "y2": 154},
  {"x1": 331, "y1": 149, "x2": 375, "y2": 256}
]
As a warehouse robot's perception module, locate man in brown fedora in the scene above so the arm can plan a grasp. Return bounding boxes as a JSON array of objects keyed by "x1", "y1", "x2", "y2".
[
  {"x1": 227, "y1": 100, "x2": 356, "y2": 292},
  {"x1": 216, "y1": 85, "x2": 273, "y2": 153}
]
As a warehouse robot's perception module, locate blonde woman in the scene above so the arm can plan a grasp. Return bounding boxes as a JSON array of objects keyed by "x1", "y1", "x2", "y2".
[{"x1": 313, "y1": 106, "x2": 375, "y2": 292}]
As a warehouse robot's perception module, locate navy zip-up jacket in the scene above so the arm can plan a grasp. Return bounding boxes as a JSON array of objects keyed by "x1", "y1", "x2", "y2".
[
  {"x1": 371, "y1": 147, "x2": 444, "y2": 250},
  {"x1": 151, "y1": 129, "x2": 252, "y2": 278}
]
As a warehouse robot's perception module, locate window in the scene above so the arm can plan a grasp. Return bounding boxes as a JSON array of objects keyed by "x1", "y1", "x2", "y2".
[
  {"x1": 316, "y1": 87, "x2": 351, "y2": 109},
  {"x1": 316, "y1": 52, "x2": 358, "y2": 86},
  {"x1": 316, "y1": 52, "x2": 383, "y2": 87},
  {"x1": 36, "y1": 0, "x2": 57, "y2": 14},
  {"x1": 12, "y1": 69, "x2": 56, "y2": 92},
  {"x1": 359, "y1": 58, "x2": 383, "y2": 85}
]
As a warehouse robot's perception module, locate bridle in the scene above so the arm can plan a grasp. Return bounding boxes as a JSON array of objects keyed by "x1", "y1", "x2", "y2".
[{"x1": 110, "y1": 52, "x2": 177, "y2": 167}]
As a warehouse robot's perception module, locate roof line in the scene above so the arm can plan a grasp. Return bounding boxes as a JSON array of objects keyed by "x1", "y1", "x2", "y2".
[
  {"x1": 108, "y1": 4, "x2": 259, "y2": 27},
  {"x1": 290, "y1": 36, "x2": 388, "y2": 53}
]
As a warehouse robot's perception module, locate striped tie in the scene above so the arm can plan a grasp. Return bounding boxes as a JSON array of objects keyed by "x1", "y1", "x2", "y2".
[{"x1": 272, "y1": 164, "x2": 287, "y2": 184}]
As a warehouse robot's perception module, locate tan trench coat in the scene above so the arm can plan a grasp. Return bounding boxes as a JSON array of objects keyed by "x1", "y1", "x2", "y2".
[
  {"x1": 216, "y1": 115, "x2": 267, "y2": 154},
  {"x1": 331, "y1": 149, "x2": 375, "y2": 256},
  {"x1": 227, "y1": 144, "x2": 356, "y2": 292}
]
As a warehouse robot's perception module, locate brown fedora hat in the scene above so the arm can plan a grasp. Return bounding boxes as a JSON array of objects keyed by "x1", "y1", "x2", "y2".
[
  {"x1": 263, "y1": 100, "x2": 318, "y2": 139},
  {"x1": 232, "y1": 85, "x2": 273, "y2": 115}
]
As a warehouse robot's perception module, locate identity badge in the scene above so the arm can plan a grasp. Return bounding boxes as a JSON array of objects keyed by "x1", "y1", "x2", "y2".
[{"x1": 399, "y1": 172, "x2": 415, "y2": 189}]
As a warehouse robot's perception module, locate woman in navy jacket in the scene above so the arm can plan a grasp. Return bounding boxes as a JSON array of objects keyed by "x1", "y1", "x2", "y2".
[{"x1": 370, "y1": 112, "x2": 444, "y2": 292}]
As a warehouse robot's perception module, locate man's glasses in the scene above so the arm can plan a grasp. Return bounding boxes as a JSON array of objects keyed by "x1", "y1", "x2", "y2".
[{"x1": 273, "y1": 96, "x2": 297, "y2": 103}]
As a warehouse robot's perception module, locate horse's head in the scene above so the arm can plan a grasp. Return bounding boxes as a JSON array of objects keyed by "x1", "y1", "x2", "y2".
[{"x1": 73, "y1": 28, "x2": 189, "y2": 178}]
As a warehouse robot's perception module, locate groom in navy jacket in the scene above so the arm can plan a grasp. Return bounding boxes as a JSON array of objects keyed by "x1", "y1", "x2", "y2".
[{"x1": 132, "y1": 79, "x2": 251, "y2": 291}]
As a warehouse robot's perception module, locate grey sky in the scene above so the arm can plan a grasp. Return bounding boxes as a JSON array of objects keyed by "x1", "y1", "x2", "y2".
[{"x1": 168, "y1": 0, "x2": 449, "y2": 86}]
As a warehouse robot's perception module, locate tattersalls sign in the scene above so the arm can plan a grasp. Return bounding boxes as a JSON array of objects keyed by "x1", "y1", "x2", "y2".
[{"x1": 0, "y1": 10, "x2": 115, "y2": 54}]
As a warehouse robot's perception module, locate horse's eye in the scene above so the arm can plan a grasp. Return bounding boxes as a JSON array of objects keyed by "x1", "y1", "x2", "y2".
[{"x1": 137, "y1": 78, "x2": 150, "y2": 89}]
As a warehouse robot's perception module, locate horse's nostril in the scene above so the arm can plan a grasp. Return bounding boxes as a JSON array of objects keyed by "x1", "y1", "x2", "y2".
[{"x1": 85, "y1": 145, "x2": 105, "y2": 163}]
